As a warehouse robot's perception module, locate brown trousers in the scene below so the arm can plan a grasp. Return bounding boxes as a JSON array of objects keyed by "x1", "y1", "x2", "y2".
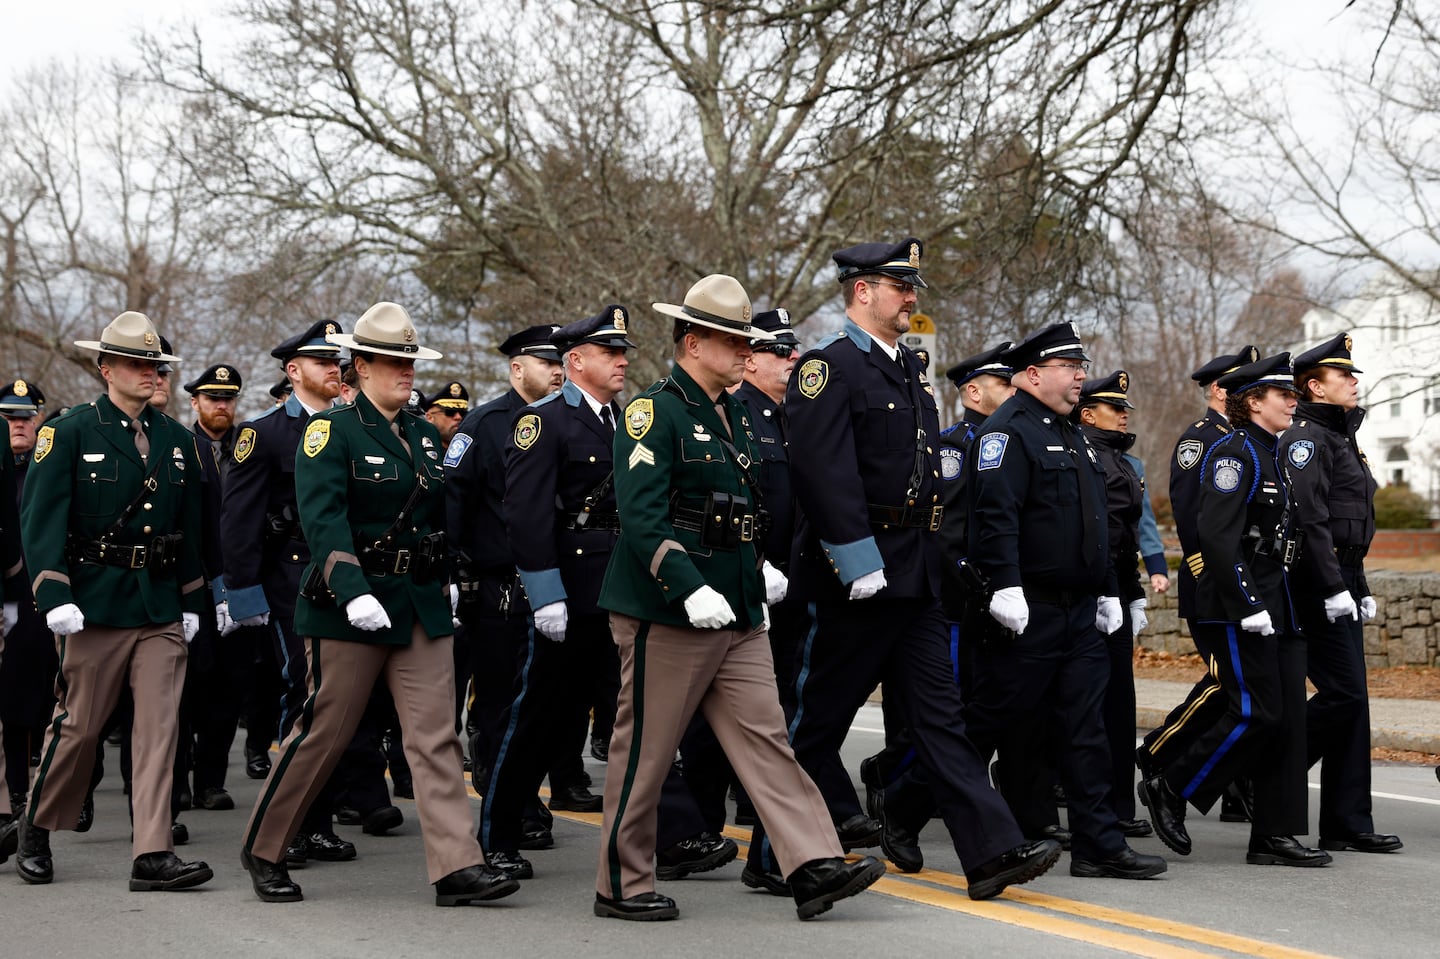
[
  {"x1": 597, "y1": 615, "x2": 840, "y2": 899},
  {"x1": 242, "y1": 625, "x2": 483, "y2": 883},
  {"x1": 27, "y1": 622, "x2": 187, "y2": 858}
]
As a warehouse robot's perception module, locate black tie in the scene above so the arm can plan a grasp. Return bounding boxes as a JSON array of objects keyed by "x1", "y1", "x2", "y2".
[
  {"x1": 1061, "y1": 423, "x2": 1100, "y2": 563},
  {"x1": 600, "y1": 405, "x2": 615, "y2": 433}
]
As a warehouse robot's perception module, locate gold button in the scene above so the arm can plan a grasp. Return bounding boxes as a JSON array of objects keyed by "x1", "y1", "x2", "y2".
[
  {"x1": 292, "y1": 554, "x2": 300, "y2": 561},
  {"x1": 663, "y1": 586, "x2": 669, "y2": 592},
  {"x1": 576, "y1": 548, "x2": 583, "y2": 555},
  {"x1": 90, "y1": 472, "x2": 97, "y2": 478},
  {"x1": 374, "y1": 472, "x2": 381, "y2": 479},
  {"x1": 143, "y1": 503, "x2": 153, "y2": 511},
  {"x1": 143, "y1": 526, "x2": 152, "y2": 534},
  {"x1": 887, "y1": 403, "x2": 895, "y2": 410},
  {"x1": 705, "y1": 454, "x2": 712, "y2": 461},
  {"x1": 926, "y1": 447, "x2": 933, "y2": 453},
  {"x1": 933, "y1": 471, "x2": 939, "y2": 477},
  {"x1": 907, "y1": 499, "x2": 915, "y2": 506},
  {"x1": 589, "y1": 456, "x2": 596, "y2": 463}
]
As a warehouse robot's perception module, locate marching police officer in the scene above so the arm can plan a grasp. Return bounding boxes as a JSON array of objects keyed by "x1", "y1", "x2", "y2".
[
  {"x1": 1282, "y1": 333, "x2": 1401, "y2": 854},
  {"x1": 424, "y1": 381, "x2": 469, "y2": 447},
  {"x1": 15, "y1": 311, "x2": 212, "y2": 891},
  {"x1": 0, "y1": 395, "x2": 23, "y2": 861}
]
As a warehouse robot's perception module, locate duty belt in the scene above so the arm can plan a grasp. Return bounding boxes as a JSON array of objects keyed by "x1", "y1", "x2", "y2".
[
  {"x1": 671, "y1": 505, "x2": 755, "y2": 542},
  {"x1": 66, "y1": 533, "x2": 183, "y2": 571},
  {"x1": 867, "y1": 504, "x2": 944, "y2": 531},
  {"x1": 1334, "y1": 544, "x2": 1367, "y2": 568}
]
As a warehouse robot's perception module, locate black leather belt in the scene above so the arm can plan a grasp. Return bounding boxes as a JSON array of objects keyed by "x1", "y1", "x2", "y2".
[
  {"x1": 672, "y1": 505, "x2": 755, "y2": 542},
  {"x1": 1025, "y1": 585, "x2": 1090, "y2": 608},
  {"x1": 565, "y1": 510, "x2": 622, "y2": 531},
  {"x1": 1333, "y1": 545, "x2": 1367, "y2": 568},
  {"x1": 358, "y1": 546, "x2": 418, "y2": 575},
  {"x1": 67, "y1": 534, "x2": 182, "y2": 571},
  {"x1": 867, "y1": 504, "x2": 944, "y2": 531}
]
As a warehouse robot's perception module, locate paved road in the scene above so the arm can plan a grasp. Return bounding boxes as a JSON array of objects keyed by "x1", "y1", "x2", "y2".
[{"x1": 8, "y1": 704, "x2": 1440, "y2": 958}]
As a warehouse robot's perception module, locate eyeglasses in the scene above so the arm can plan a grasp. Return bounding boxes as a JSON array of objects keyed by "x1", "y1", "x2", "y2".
[
  {"x1": 1036, "y1": 361, "x2": 1090, "y2": 374},
  {"x1": 752, "y1": 344, "x2": 799, "y2": 357},
  {"x1": 867, "y1": 278, "x2": 917, "y2": 296}
]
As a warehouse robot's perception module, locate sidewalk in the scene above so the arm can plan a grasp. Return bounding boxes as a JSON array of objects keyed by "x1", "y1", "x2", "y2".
[{"x1": 1136, "y1": 678, "x2": 1440, "y2": 754}]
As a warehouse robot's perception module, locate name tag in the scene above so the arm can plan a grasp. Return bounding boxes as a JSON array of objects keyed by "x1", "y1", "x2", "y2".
[
  {"x1": 83, "y1": 453, "x2": 105, "y2": 462},
  {"x1": 365, "y1": 455, "x2": 385, "y2": 465},
  {"x1": 1046, "y1": 445, "x2": 1064, "y2": 452}
]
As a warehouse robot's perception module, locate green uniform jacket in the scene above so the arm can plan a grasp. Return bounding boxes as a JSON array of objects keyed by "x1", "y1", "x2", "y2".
[
  {"x1": 21, "y1": 396, "x2": 207, "y2": 625},
  {"x1": 293, "y1": 390, "x2": 451, "y2": 645},
  {"x1": 600, "y1": 363, "x2": 765, "y2": 629}
]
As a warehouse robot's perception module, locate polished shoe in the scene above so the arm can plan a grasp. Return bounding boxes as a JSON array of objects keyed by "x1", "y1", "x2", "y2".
[
  {"x1": 1070, "y1": 845, "x2": 1168, "y2": 879},
  {"x1": 462, "y1": 755, "x2": 473, "y2": 774},
  {"x1": 740, "y1": 863, "x2": 791, "y2": 896},
  {"x1": 304, "y1": 831, "x2": 357, "y2": 862},
  {"x1": 593, "y1": 890, "x2": 678, "y2": 921},
  {"x1": 789, "y1": 855, "x2": 886, "y2": 920},
  {"x1": 74, "y1": 793, "x2": 95, "y2": 833},
  {"x1": 471, "y1": 765, "x2": 491, "y2": 795},
  {"x1": 15, "y1": 819, "x2": 53, "y2": 884},
  {"x1": 1036, "y1": 823, "x2": 1072, "y2": 851},
  {"x1": 241, "y1": 849, "x2": 303, "y2": 902},
  {"x1": 172, "y1": 822, "x2": 190, "y2": 846},
  {"x1": 859, "y1": 755, "x2": 885, "y2": 822},
  {"x1": 0, "y1": 816, "x2": 18, "y2": 864},
  {"x1": 966, "y1": 838, "x2": 1062, "y2": 900},
  {"x1": 129, "y1": 851, "x2": 213, "y2": 891},
  {"x1": 362, "y1": 805, "x2": 404, "y2": 836},
  {"x1": 334, "y1": 805, "x2": 363, "y2": 826},
  {"x1": 833, "y1": 812, "x2": 883, "y2": 851},
  {"x1": 548, "y1": 784, "x2": 604, "y2": 813},
  {"x1": 486, "y1": 850, "x2": 534, "y2": 880},
  {"x1": 1136, "y1": 775, "x2": 1191, "y2": 856},
  {"x1": 880, "y1": 819, "x2": 923, "y2": 874},
  {"x1": 577, "y1": 769, "x2": 593, "y2": 788},
  {"x1": 1319, "y1": 832, "x2": 1404, "y2": 854},
  {"x1": 1246, "y1": 835, "x2": 1332, "y2": 867},
  {"x1": 196, "y1": 787, "x2": 235, "y2": 811},
  {"x1": 656, "y1": 832, "x2": 738, "y2": 880},
  {"x1": 1134, "y1": 744, "x2": 1160, "y2": 781},
  {"x1": 244, "y1": 747, "x2": 272, "y2": 780},
  {"x1": 1219, "y1": 778, "x2": 1254, "y2": 823},
  {"x1": 435, "y1": 864, "x2": 520, "y2": 906},
  {"x1": 176, "y1": 787, "x2": 193, "y2": 812},
  {"x1": 284, "y1": 834, "x2": 310, "y2": 868},
  {"x1": 1119, "y1": 818, "x2": 1154, "y2": 838},
  {"x1": 518, "y1": 818, "x2": 554, "y2": 851},
  {"x1": 590, "y1": 736, "x2": 610, "y2": 762},
  {"x1": 391, "y1": 778, "x2": 415, "y2": 800}
]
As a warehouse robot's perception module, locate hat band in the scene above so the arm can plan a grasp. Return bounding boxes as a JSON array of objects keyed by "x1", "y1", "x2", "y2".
[
  {"x1": 1233, "y1": 375, "x2": 1299, "y2": 393},
  {"x1": 518, "y1": 344, "x2": 558, "y2": 355},
  {"x1": 1088, "y1": 391, "x2": 1129, "y2": 401},
  {"x1": 354, "y1": 334, "x2": 420, "y2": 354},
  {"x1": 100, "y1": 340, "x2": 165, "y2": 360},
  {"x1": 1306, "y1": 357, "x2": 1355, "y2": 368},
  {"x1": 1037, "y1": 342, "x2": 1084, "y2": 358},
  {"x1": 682, "y1": 305, "x2": 752, "y2": 335},
  {"x1": 196, "y1": 385, "x2": 241, "y2": 394},
  {"x1": 430, "y1": 399, "x2": 468, "y2": 410}
]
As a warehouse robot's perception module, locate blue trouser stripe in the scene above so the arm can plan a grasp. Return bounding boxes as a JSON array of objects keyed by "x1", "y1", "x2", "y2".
[
  {"x1": 1182, "y1": 624, "x2": 1250, "y2": 799},
  {"x1": 949, "y1": 621, "x2": 961, "y2": 686}
]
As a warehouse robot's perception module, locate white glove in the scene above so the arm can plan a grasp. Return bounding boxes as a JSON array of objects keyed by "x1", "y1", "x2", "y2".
[
  {"x1": 1129, "y1": 598, "x2": 1149, "y2": 637},
  {"x1": 762, "y1": 602, "x2": 771, "y2": 631},
  {"x1": 237, "y1": 612, "x2": 270, "y2": 628},
  {"x1": 848, "y1": 569, "x2": 888, "y2": 601},
  {"x1": 216, "y1": 601, "x2": 235, "y2": 636},
  {"x1": 1096, "y1": 596, "x2": 1123, "y2": 635},
  {"x1": 1323, "y1": 590, "x2": 1359, "y2": 623},
  {"x1": 1240, "y1": 610, "x2": 1275, "y2": 636},
  {"x1": 2, "y1": 601, "x2": 16, "y2": 636},
  {"x1": 449, "y1": 583, "x2": 461, "y2": 628},
  {"x1": 345, "y1": 594, "x2": 392, "y2": 631},
  {"x1": 182, "y1": 612, "x2": 201, "y2": 644},
  {"x1": 762, "y1": 561, "x2": 789, "y2": 606},
  {"x1": 684, "y1": 585, "x2": 737, "y2": 630},
  {"x1": 989, "y1": 586, "x2": 1029, "y2": 634},
  {"x1": 46, "y1": 603, "x2": 85, "y2": 636},
  {"x1": 1359, "y1": 595, "x2": 1377, "y2": 620},
  {"x1": 533, "y1": 601, "x2": 568, "y2": 642}
]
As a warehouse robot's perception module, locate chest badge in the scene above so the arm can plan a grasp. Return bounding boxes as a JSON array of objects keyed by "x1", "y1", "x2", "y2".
[
  {"x1": 625, "y1": 398, "x2": 654, "y2": 440},
  {"x1": 514, "y1": 414, "x2": 542, "y2": 451},
  {"x1": 1287, "y1": 439, "x2": 1314, "y2": 470},
  {"x1": 1176, "y1": 439, "x2": 1203, "y2": 471},
  {"x1": 797, "y1": 359, "x2": 828, "y2": 399},
  {"x1": 303, "y1": 420, "x2": 332, "y2": 458},
  {"x1": 1211, "y1": 456, "x2": 1243, "y2": 493}
]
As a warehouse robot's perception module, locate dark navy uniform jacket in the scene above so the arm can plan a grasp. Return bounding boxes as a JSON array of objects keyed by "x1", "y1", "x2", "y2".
[
  {"x1": 733, "y1": 380, "x2": 794, "y2": 575},
  {"x1": 1279, "y1": 401, "x2": 1377, "y2": 600},
  {"x1": 785, "y1": 319, "x2": 943, "y2": 603},
  {"x1": 1169, "y1": 408, "x2": 1231, "y2": 619},
  {"x1": 445, "y1": 388, "x2": 526, "y2": 576},
  {"x1": 967, "y1": 389, "x2": 1116, "y2": 596},
  {"x1": 503, "y1": 381, "x2": 621, "y2": 615},
  {"x1": 1081, "y1": 425, "x2": 1145, "y2": 605},
  {"x1": 194, "y1": 422, "x2": 235, "y2": 597},
  {"x1": 936, "y1": 412, "x2": 984, "y2": 619}
]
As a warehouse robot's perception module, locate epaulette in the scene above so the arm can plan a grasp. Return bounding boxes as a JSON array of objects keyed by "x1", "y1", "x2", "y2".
[
  {"x1": 531, "y1": 391, "x2": 563, "y2": 408},
  {"x1": 813, "y1": 330, "x2": 847, "y2": 351},
  {"x1": 250, "y1": 404, "x2": 285, "y2": 423}
]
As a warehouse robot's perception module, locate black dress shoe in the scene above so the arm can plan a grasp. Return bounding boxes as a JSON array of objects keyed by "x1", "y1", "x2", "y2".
[
  {"x1": 548, "y1": 784, "x2": 603, "y2": 812},
  {"x1": 740, "y1": 863, "x2": 791, "y2": 896},
  {"x1": 0, "y1": 816, "x2": 18, "y2": 864},
  {"x1": 391, "y1": 778, "x2": 415, "y2": 800},
  {"x1": 15, "y1": 820, "x2": 53, "y2": 884},
  {"x1": 1036, "y1": 824, "x2": 1071, "y2": 851},
  {"x1": 486, "y1": 850, "x2": 534, "y2": 879},
  {"x1": 1119, "y1": 818, "x2": 1153, "y2": 838},
  {"x1": 304, "y1": 831, "x2": 357, "y2": 861},
  {"x1": 172, "y1": 822, "x2": 190, "y2": 846},
  {"x1": 1220, "y1": 778, "x2": 1254, "y2": 823},
  {"x1": 435, "y1": 864, "x2": 520, "y2": 906},
  {"x1": 1134, "y1": 744, "x2": 1160, "y2": 781},
  {"x1": 129, "y1": 851, "x2": 213, "y2": 891},
  {"x1": 833, "y1": 813, "x2": 882, "y2": 851},
  {"x1": 656, "y1": 832, "x2": 738, "y2": 880},
  {"x1": 241, "y1": 849, "x2": 303, "y2": 902},
  {"x1": 593, "y1": 890, "x2": 678, "y2": 921},
  {"x1": 244, "y1": 748, "x2": 271, "y2": 780},
  {"x1": 196, "y1": 787, "x2": 235, "y2": 811},
  {"x1": 590, "y1": 736, "x2": 610, "y2": 762},
  {"x1": 789, "y1": 855, "x2": 886, "y2": 920},
  {"x1": 1319, "y1": 832, "x2": 1404, "y2": 854},
  {"x1": 1070, "y1": 845, "x2": 1168, "y2": 879},
  {"x1": 75, "y1": 793, "x2": 95, "y2": 833},
  {"x1": 362, "y1": 805, "x2": 404, "y2": 836},
  {"x1": 334, "y1": 806, "x2": 363, "y2": 826},
  {"x1": 1136, "y1": 775, "x2": 1191, "y2": 856},
  {"x1": 284, "y1": 834, "x2": 309, "y2": 868},
  {"x1": 859, "y1": 755, "x2": 885, "y2": 821},
  {"x1": 966, "y1": 838, "x2": 1062, "y2": 900},
  {"x1": 518, "y1": 818, "x2": 554, "y2": 851},
  {"x1": 1246, "y1": 835, "x2": 1332, "y2": 867},
  {"x1": 880, "y1": 819, "x2": 923, "y2": 874}
]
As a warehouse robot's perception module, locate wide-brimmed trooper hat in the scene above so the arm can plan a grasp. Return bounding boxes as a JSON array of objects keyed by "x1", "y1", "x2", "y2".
[
  {"x1": 328, "y1": 302, "x2": 443, "y2": 361},
  {"x1": 75, "y1": 311, "x2": 182, "y2": 364},
  {"x1": 653, "y1": 275, "x2": 776, "y2": 341}
]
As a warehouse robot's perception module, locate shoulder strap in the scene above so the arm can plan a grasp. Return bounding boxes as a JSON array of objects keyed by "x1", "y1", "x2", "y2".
[{"x1": 101, "y1": 453, "x2": 167, "y2": 543}]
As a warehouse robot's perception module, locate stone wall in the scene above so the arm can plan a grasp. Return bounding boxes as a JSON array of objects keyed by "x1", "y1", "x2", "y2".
[{"x1": 1136, "y1": 569, "x2": 1440, "y2": 668}]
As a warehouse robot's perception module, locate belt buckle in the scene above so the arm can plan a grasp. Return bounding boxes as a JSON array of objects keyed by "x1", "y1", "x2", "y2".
[
  {"x1": 130, "y1": 545, "x2": 148, "y2": 569},
  {"x1": 929, "y1": 506, "x2": 944, "y2": 531},
  {"x1": 740, "y1": 515, "x2": 754, "y2": 542},
  {"x1": 393, "y1": 549, "x2": 412, "y2": 575}
]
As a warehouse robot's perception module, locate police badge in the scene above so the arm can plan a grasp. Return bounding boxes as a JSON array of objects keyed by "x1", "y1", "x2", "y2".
[
  {"x1": 1176, "y1": 439, "x2": 1203, "y2": 471},
  {"x1": 1288, "y1": 439, "x2": 1315, "y2": 470},
  {"x1": 1211, "y1": 456, "x2": 1243, "y2": 493}
]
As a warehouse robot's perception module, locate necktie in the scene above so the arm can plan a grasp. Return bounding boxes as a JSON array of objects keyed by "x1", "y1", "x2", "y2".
[
  {"x1": 600, "y1": 405, "x2": 615, "y2": 433},
  {"x1": 390, "y1": 419, "x2": 411, "y2": 458},
  {"x1": 1061, "y1": 423, "x2": 1099, "y2": 562},
  {"x1": 131, "y1": 418, "x2": 150, "y2": 463},
  {"x1": 714, "y1": 401, "x2": 733, "y2": 439}
]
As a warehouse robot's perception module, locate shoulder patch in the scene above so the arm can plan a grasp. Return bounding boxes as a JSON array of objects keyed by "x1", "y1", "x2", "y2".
[
  {"x1": 976, "y1": 432, "x2": 1008, "y2": 471},
  {"x1": 302, "y1": 419, "x2": 331, "y2": 458},
  {"x1": 940, "y1": 447, "x2": 963, "y2": 480},
  {"x1": 1176, "y1": 439, "x2": 1203, "y2": 471},
  {"x1": 34, "y1": 425, "x2": 55, "y2": 463},
  {"x1": 234, "y1": 427, "x2": 257, "y2": 464},
  {"x1": 514, "y1": 414, "x2": 541, "y2": 451},
  {"x1": 443, "y1": 432, "x2": 473, "y2": 468},
  {"x1": 1287, "y1": 439, "x2": 1315, "y2": 470},
  {"x1": 797, "y1": 359, "x2": 829, "y2": 399},
  {"x1": 1211, "y1": 456, "x2": 1243, "y2": 493},
  {"x1": 625, "y1": 398, "x2": 654, "y2": 440}
]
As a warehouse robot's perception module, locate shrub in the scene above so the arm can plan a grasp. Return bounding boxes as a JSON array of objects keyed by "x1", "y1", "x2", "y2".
[{"x1": 1374, "y1": 484, "x2": 1433, "y2": 529}]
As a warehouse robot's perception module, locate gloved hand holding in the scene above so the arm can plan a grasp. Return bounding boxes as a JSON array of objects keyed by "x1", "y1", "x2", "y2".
[
  {"x1": 762, "y1": 561, "x2": 788, "y2": 606},
  {"x1": 346, "y1": 594, "x2": 392, "y2": 631},
  {"x1": 182, "y1": 612, "x2": 201, "y2": 644},
  {"x1": 684, "y1": 585, "x2": 737, "y2": 630},
  {"x1": 989, "y1": 586, "x2": 1029, "y2": 634},
  {"x1": 1240, "y1": 610, "x2": 1275, "y2": 636},
  {"x1": 449, "y1": 583, "x2": 461, "y2": 628},
  {"x1": 1360, "y1": 595, "x2": 1377, "y2": 620},
  {"x1": 1129, "y1": 598, "x2": 1149, "y2": 637},
  {"x1": 1096, "y1": 596, "x2": 1123, "y2": 635},
  {"x1": 533, "y1": 601, "x2": 568, "y2": 642},
  {"x1": 46, "y1": 603, "x2": 85, "y2": 636},
  {"x1": 848, "y1": 569, "x2": 888, "y2": 601},
  {"x1": 237, "y1": 612, "x2": 270, "y2": 629},
  {"x1": 2, "y1": 601, "x2": 17, "y2": 636},
  {"x1": 1324, "y1": 590, "x2": 1359, "y2": 623},
  {"x1": 216, "y1": 601, "x2": 235, "y2": 636}
]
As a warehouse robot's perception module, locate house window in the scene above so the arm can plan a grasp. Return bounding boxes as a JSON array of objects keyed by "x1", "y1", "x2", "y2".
[{"x1": 1391, "y1": 385, "x2": 1403, "y2": 418}]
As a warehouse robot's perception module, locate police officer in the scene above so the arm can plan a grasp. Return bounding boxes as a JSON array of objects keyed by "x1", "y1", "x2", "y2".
[
  {"x1": 1137, "y1": 353, "x2": 1328, "y2": 867},
  {"x1": 597, "y1": 273, "x2": 883, "y2": 922},
  {"x1": 424, "y1": 381, "x2": 469, "y2": 446},
  {"x1": 749, "y1": 239, "x2": 1062, "y2": 901},
  {"x1": 1282, "y1": 333, "x2": 1401, "y2": 854},
  {"x1": 15, "y1": 311, "x2": 212, "y2": 891},
  {"x1": 964, "y1": 322, "x2": 1165, "y2": 880},
  {"x1": 269, "y1": 378, "x2": 292, "y2": 405},
  {"x1": 239, "y1": 302, "x2": 517, "y2": 906},
  {"x1": 0, "y1": 393, "x2": 23, "y2": 861}
]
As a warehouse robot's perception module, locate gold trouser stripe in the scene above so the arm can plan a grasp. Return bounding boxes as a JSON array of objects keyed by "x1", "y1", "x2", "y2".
[{"x1": 1149, "y1": 654, "x2": 1223, "y2": 753}]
